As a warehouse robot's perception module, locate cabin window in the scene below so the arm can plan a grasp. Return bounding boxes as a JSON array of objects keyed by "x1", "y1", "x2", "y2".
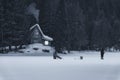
[
  {"x1": 34, "y1": 29, "x2": 39, "y2": 35},
  {"x1": 44, "y1": 41, "x2": 49, "y2": 46},
  {"x1": 35, "y1": 31, "x2": 39, "y2": 35}
]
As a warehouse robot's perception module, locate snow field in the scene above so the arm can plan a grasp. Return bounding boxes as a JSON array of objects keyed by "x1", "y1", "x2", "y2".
[{"x1": 0, "y1": 51, "x2": 120, "y2": 80}]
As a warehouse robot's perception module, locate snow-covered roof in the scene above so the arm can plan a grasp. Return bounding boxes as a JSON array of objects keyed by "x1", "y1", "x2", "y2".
[{"x1": 30, "y1": 24, "x2": 53, "y2": 41}]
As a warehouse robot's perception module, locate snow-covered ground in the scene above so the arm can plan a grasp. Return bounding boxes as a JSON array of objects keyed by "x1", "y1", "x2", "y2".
[
  {"x1": 0, "y1": 43, "x2": 54, "y2": 56},
  {"x1": 0, "y1": 51, "x2": 120, "y2": 80}
]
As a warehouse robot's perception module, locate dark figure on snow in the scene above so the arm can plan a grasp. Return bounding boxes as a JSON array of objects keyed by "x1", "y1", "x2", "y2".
[
  {"x1": 52, "y1": 41, "x2": 62, "y2": 59},
  {"x1": 100, "y1": 48, "x2": 105, "y2": 60},
  {"x1": 53, "y1": 47, "x2": 62, "y2": 59}
]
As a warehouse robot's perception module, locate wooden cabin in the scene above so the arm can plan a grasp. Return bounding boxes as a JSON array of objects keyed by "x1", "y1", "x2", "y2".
[{"x1": 30, "y1": 24, "x2": 53, "y2": 46}]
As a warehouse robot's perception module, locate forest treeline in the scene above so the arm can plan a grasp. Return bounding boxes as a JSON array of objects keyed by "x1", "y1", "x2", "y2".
[{"x1": 0, "y1": 0, "x2": 120, "y2": 51}]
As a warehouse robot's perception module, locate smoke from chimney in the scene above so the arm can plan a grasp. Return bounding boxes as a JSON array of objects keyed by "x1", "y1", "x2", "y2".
[{"x1": 27, "y1": 3, "x2": 40, "y2": 22}]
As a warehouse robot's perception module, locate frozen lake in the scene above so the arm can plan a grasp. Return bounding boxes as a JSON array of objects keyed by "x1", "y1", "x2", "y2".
[{"x1": 0, "y1": 51, "x2": 120, "y2": 80}]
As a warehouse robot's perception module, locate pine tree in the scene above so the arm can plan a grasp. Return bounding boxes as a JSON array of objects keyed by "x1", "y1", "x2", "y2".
[
  {"x1": 92, "y1": 10, "x2": 112, "y2": 49},
  {"x1": 0, "y1": 0, "x2": 30, "y2": 50}
]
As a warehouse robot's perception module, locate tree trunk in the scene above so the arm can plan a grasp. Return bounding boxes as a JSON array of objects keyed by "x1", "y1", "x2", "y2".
[
  {"x1": 9, "y1": 45, "x2": 12, "y2": 51},
  {"x1": 19, "y1": 44, "x2": 23, "y2": 49},
  {"x1": 15, "y1": 46, "x2": 18, "y2": 51}
]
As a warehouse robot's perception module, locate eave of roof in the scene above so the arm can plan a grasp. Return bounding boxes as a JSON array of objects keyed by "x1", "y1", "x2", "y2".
[{"x1": 30, "y1": 24, "x2": 53, "y2": 41}]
